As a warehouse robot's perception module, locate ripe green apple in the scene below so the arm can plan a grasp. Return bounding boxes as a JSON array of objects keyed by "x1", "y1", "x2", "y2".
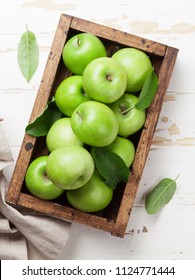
[
  {"x1": 66, "y1": 170, "x2": 113, "y2": 212},
  {"x1": 112, "y1": 47, "x2": 153, "y2": 93},
  {"x1": 25, "y1": 156, "x2": 64, "y2": 200},
  {"x1": 55, "y1": 75, "x2": 90, "y2": 117},
  {"x1": 82, "y1": 57, "x2": 127, "y2": 103},
  {"x1": 46, "y1": 117, "x2": 83, "y2": 152},
  {"x1": 46, "y1": 146, "x2": 94, "y2": 190},
  {"x1": 62, "y1": 32, "x2": 107, "y2": 75},
  {"x1": 71, "y1": 100, "x2": 119, "y2": 147},
  {"x1": 92, "y1": 136, "x2": 135, "y2": 167},
  {"x1": 110, "y1": 93, "x2": 146, "y2": 137}
]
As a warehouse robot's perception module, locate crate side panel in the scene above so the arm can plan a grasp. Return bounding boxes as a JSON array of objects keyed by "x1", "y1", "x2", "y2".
[
  {"x1": 17, "y1": 193, "x2": 114, "y2": 233},
  {"x1": 70, "y1": 16, "x2": 166, "y2": 57}
]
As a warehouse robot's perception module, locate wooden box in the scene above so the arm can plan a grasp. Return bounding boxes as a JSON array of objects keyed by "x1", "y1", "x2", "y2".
[{"x1": 6, "y1": 14, "x2": 178, "y2": 237}]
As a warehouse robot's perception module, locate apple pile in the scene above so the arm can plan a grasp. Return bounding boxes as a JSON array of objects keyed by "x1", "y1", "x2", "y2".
[{"x1": 25, "y1": 32, "x2": 153, "y2": 213}]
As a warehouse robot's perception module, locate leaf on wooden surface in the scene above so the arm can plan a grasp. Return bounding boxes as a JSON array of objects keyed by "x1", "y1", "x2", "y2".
[
  {"x1": 25, "y1": 99, "x2": 62, "y2": 137},
  {"x1": 92, "y1": 147, "x2": 130, "y2": 189},
  {"x1": 135, "y1": 68, "x2": 158, "y2": 110},
  {"x1": 145, "y1": 177, "x2": 178, "y2": 214},
  {"x1": 17, "y1": 25, "x2": 39, "y2": 82}
]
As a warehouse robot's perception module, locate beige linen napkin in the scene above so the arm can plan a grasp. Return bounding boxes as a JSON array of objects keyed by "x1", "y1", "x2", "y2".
[{"x1": 0, "y1": 122, "x2": 71, "y2": 260}]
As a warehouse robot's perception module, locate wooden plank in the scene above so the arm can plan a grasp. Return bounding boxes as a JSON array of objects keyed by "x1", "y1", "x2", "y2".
[
  {"x1": 17, "y1": 193, "x2": 114, "y2": 234},
  {"x1": 70, "y1": 15, "x2": 167, "y2": 57}
]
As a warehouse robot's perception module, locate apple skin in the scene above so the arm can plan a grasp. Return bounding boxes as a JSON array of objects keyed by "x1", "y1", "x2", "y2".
[
  {"x1": 82, "y1": 57, "x2": 127, "y2": 103},
  {"x1": 46, "y1": 117, "x2": 83, "y2": 152},
  {"x1": 91, "y1": 136, "x2": 135, "y2": 168},
  {"x1": 71, "y1": 100, "x2": 119, "y2": 147},
  {"x1": 55, "y1": 75, "x2": 90, "y2": 117},
  {"x1": 46, "y1": 146, "x2": 95, "y2": 190},
  {"x1": 112, "y1": 48, "x2": 153, "y2": 93},
  {"x1": 25, "y1": 156, "x2": 64, "y2": 200},
  {"x1": 62, "y1": 33, "x2": 107, "y2": 75},
  {"x1": 110, "y1": 93, "x2": 146, "y2": 137},
  {"x1": 66, "y1": 170, "x2": 113, "y2": 212}
]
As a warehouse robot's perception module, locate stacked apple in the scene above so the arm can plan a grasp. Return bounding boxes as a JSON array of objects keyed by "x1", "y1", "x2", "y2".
[{"x1": 25, "y1": 32, "x2": 153, "y2": 213}]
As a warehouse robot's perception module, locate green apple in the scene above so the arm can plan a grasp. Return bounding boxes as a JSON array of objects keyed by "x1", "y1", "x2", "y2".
[
  {"x1": 62, "y1": 32, "x2": 107, "y2": 75},
  {"x1": 112, "y1": 47, "x2": 153, "y2": 93},
  {"x1": 55, "y1": 75, "x2": 90, "y2": 117},
  {"x1": 110, "y1": 93, "x2": 146, "y2": 136},
  {"x1": 46, "y1": 146, "x2": 94, "y2": 190},
  {"x1": 25, "y1": 156, "x2": 64, "y2": 200},
  {"x1": 46, "y1": 117, "x2": 83, "y2": 152},
  {"x1": 66, "y1": 170, "x2": 113, "y2": 212},
  {"x1": 92, "y1": 136, "x2": 135, "y2": 167},
  {"x1": 71, "y1": 100, "x2": 119, "y2": 147},
  {"x1": 82, "y1": 57, "x2": 127, "y2": 103}
]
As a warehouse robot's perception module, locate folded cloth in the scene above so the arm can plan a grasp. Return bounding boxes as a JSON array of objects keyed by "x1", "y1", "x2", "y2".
[{"x1": 0, "y1": 122, "x2": 71, "y2": 260}]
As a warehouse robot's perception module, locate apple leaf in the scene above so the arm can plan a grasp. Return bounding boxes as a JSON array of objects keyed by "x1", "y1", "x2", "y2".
[
  {"x1": 145, "y1": 176, "x2": 178, "y2": 215},
  {"x1": 92, "y1": 147, "x2": 130, "y2": 189},
  {"x1": 135, "y1": 68, "x2": 158, "y2": 110},
  {"x1": 25, "y1": 99, "x2": 62, "y2": 137},
  {"x1": 17, "y1": 24, "x2": 39, "y2": 83}
]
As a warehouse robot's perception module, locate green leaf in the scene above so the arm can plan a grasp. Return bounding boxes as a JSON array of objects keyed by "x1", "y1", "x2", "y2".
[
  {"x1": 17, "y1": 24, "x2": 39, "y2": 82},
  {"x1": 135, "y1": 68, "x2": 158, "y2": 110},
  {"x1": 25, "y1": 99, "x2": 62, "y2": 137},
  {"x1": 92, "y1": 148, "x2": 130, "y2": 189},
  {"x1": 145, "y1": 177, "x2": 178, "y2": 214}
]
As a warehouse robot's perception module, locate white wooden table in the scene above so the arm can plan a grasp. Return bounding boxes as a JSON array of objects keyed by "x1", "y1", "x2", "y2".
[{"x1": 0, "y1": 0, "x2": 194, "y2": 260}]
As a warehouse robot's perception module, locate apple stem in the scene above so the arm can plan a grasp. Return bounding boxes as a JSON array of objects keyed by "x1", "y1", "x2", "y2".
[
  {"x1": 76, "y1": 111, "x2": 84, "y2": 120},
  {"x1": 121, "y1": 105, "x2": 135, "y2": 115},
  {"x1": 77, "y1": 37, "x2": 81, "y2": 46},
  {"x1": 43, "y1": 171, "x2": 50, "y2": 183},
  {"x1": 106, "y1": 74, "x2": 112, "y2": 82}
]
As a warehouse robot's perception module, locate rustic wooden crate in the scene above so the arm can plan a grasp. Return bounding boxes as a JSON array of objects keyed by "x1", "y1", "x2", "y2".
[{"x1": 5, "y1": 14, "x2": 178, "y2": 237}]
